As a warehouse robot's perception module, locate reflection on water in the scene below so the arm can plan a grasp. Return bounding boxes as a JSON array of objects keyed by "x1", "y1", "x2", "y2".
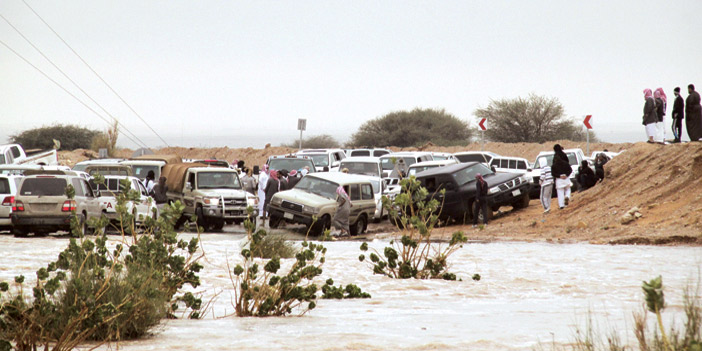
[{"x1": 0, "y1": 234, "x2": 699, "y2": 351}]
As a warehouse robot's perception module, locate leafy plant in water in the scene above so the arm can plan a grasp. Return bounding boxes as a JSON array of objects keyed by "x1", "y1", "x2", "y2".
[
  {"x1": 358, "y1": 176, "x2": 470, "y2": 280},
  {"x1": 321, "y1": 278, "x2": 371, "y2": 299},
  {"x1": 0, "y1": 174, "x2": 204, "y2": 350}
]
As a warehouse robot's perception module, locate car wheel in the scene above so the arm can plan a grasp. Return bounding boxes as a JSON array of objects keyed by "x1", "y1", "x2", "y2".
[
  {"x1": 212, "y1": 219, "x2": 225, "y2": 232},
  {"x1": 513, "y1": 194, "x2": 530, "y2": 210},
  {"x1": 350, "y1": 214, "x2": 367, "y2": 236},
  {"x1": 310, "y1": 214, "x2": 331, "y2": 236},
  {"x1": 269, "y1": 213, "x2": 283, "y2": 229},
  {"x1": 195, "y1": 207, "x2": 209, "y2": 232},
  {"x1": 12, "y1": 226, "x2": 28, "y2": 237}
]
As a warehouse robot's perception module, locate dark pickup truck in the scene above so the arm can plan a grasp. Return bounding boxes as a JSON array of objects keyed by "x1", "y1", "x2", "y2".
[{"x1": 414, "y1": 162, "x2": 531, "y2": 223}]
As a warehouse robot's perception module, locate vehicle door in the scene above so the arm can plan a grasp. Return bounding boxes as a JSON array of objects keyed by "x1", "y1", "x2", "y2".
[
  {"x1": 132, "y1": 178, "x2": 151, "y2": 220},
  {"x1": 347, "y1": 183, "x2": 362, "y2": 220},
  {"x1": 79, "y1": 178, "x2": 101, "y2": 220},
  {"x1": 182, "y1": 171, "x2": 197, "y2": 213},
  {"x1": 360, "y1": 183, "x2": 377, "y2": 217}
]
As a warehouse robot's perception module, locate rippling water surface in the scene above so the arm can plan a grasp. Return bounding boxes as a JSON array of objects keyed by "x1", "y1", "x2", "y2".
[{"x1": 1, "y1": 233, "x2": 699, "y2": 350}]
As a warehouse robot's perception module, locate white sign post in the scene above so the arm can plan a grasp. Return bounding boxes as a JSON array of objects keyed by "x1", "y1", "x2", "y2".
[
  {"x1": 478, "y1": 118, "x2": 487, "y2": 151},
  {"x1": 297, "y1": 118, "x2": 307, "y2": 150}
]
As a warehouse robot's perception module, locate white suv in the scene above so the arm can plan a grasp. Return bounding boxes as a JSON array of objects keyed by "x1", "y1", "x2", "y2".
[
  {"x1": 296, "y1": 149, "x2": 347, "y2": 172},
  {"x1": 0, "y1": 174, "x2": 22, "y2": 232}
]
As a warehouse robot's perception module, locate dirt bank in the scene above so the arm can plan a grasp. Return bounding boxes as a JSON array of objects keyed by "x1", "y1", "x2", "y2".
[{"x1": 58, "y1": 141, "x2": 702, "y2": 245}]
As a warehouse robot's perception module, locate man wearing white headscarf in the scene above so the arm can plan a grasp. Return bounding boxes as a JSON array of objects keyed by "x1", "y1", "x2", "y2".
[{"x1": 257, "y1": 164, "x2": 269, "y2": 220}]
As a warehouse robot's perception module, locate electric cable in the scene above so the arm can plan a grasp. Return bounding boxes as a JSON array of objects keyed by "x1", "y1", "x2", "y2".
[
  {"x1": 0, "y1": 13, "x2": 149, "y2": 148},
  {"x1": 0, "y1": 38, "x2": 144, "y2": 148},
  {"x1": 21, "y1": 0, "x2": 171, "y2": 147}
]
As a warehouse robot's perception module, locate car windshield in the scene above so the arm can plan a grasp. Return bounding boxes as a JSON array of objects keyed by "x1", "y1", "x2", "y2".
[
  {"x1": 350, "y1": 150, "x2": 370, "y2": 157},
  {"x1": 534, "y1": 153, "x2": 578, "y2": 168},
  {"x1": 339, "y1": 161, "x2": 379, "y2": 177},
  {"x1": 380, "y1": 157, "x2": 417, "y2": 171},
  {"x1": 452, "y1": 164, "x2": 494, "y2": 186},
  {"x1": 197, "y1": 172, "x2": 241, "y2": 189},
  {"x1": 269, "y1": 158, "x2": 316, "y2": 172},
  {"x1": 130, "y1": 165, "x2": 159, "y2": 180},
  {"x1": 293, "y1": 176, "x2": 339, "y2": 200},
  {"x1": 306, "y1": 154, "x2": 329, "y2": 167},
  {"x1": 72, "y1": 164, "x2": 88, "y2": 172},
  {"x1": 19, "y1": 178, "x2": 67, "y2": 196},
  {"x1": 455, "y1": 154, "x2": 492, "y2": 163},
  {"x1": 408, "y1": 165, "x2": 439, "y2": 176}
]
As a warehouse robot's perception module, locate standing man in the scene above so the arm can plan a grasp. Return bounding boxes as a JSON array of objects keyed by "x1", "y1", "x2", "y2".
[
  {"x1": 152, "y1": 176, "x2": 169, "y2": 212},
  {"x1": 672, "y1": 87, "x2": 685, "y2": 143},
  {"x1": 643, "y1": 89, "x2": 658, "y2": 143},
  {"x1": 685, "y1": 84, "x2": 702, "y2": 141},
  {"x1": 539, "y1": 161, "x2": 554, "y2": 213}
]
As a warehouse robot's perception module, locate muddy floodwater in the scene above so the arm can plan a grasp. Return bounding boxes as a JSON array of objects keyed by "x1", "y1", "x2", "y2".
[{"x1": 1, "y1": 231, "x2": 700, "y2": 351}]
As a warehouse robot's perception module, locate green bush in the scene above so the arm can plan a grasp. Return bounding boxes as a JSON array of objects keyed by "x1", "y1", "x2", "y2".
[
  {"x1": 249, "y1": 232, "x2": 298, "y2": 259},
  {"x1": 359, "y1": 176, "x2": 471, "y2": 280},
  {"x1": 281, "y1": 134, "x2": 341, "y2": 149},
  {"x1": 0, "y1": 176, "x2": 204, "y2": 350},
  {"x1": 10, "y1": 124, "x2": 101, "y2": 150}
]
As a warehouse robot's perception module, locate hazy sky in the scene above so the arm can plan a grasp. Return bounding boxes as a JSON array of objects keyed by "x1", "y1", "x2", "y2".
[{"x1": 1, "y1": 1, "x2": 701, "y2": 149}]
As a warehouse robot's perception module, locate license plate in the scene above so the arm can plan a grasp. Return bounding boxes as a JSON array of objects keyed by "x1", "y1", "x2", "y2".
[
  {"x1": 284, "y1": 212, "x2": 294, "y2": 220},
  {"x1": 512, "y1": 189, "x2": 521, "y2": 197}
]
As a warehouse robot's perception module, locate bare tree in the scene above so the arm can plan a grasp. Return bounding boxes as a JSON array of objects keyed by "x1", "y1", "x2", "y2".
[{"x1": 474, "y1": 94, "x2": 594, "y2": 143}]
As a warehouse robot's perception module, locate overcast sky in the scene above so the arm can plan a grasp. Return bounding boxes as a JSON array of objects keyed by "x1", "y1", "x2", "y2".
[{"x1": 1, "y1": 1, "x2": 701, "y2": 149}]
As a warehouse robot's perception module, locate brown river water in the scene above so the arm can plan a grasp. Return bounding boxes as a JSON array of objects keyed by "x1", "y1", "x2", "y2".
[{"x1": 0, "y1": 229, "x2": 700, "y2": 351}]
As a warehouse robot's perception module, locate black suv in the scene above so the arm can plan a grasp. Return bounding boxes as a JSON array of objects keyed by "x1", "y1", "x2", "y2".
[{"x1": 415, "y1": 162, "x2": 531, "y2": 222}]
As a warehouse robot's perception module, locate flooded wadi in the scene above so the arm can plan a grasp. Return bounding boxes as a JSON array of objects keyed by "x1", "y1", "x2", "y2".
[{"x1": 1, "y1": 232, "x2": 700, "y2": 351}]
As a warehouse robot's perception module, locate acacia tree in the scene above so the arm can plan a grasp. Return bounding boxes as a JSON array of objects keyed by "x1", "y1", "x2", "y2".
[
  {"x1": 474, "y1": 94, "x2": 595, "y2": 143},
  {"x1": 351, "y1": 108, "x2": 472, "y2": 147}
]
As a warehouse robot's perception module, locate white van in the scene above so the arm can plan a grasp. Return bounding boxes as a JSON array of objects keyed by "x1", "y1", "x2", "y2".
[
  {"x1": 347, "y1": 148, "x2": 391, "y2": 158},
  {"x1": 296, "y1": 149, "x2": 347, "y2": 172},
  {"x1": 488, "y1": 156, "x2": 531, "y2": 175},
  {"x1": 338, "y1": 157, "x2": 382, "y2": 178}
]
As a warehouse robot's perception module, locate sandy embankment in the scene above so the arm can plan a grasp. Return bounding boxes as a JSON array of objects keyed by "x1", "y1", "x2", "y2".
[{"x1": 58, "y1": 140, "x2": 702, "y2": 245}]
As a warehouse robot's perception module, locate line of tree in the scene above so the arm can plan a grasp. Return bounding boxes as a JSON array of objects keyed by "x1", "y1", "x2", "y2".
[
  {"x1": 10, "y1": 124, "x2": 102, "y2": 150},
  {"x1": 350, "y1": 108, "x2": 472, "y2": 148},
  {"x1": 280, "y1": 134, "x2": 341, "y2": 149}
]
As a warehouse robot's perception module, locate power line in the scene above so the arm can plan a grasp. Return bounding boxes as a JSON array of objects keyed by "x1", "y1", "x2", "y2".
[
  {"x1": 0, "y1": 13, "x2": 149, "y2": 149},
  {"x1": 21, "y1": 0, "x2": 171, "y2": 147},
  {"x1": 0, "y1": 38, "x2": 144, "y2": 148}
]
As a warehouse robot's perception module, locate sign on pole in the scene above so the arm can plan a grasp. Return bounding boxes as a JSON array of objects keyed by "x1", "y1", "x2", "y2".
[
  {"x1": 478, "y1": 118, "x2": 487, "y2": 151},
  {"x1": 297, "y1": 118, "x2": 307, "y2": 150},
  {"x1": 583, "y1": 115, "x2": 592, "y2": 156}
]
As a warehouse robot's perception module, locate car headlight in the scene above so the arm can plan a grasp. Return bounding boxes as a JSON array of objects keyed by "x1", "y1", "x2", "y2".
[
  {"x1": 488, "y1": 187, "x2": 500, "y2": 194},
  {"x1": 203, "y1": 197, "x2": 219, "y2": 206},
  {"x1": 247, "y1": 195, "x2": 258, "y2": 207},
  {"x1": 303, "y1": 205, "x2": 317, "y2": 213},
  {"x1": 271, "y1": 195, "x2": 282, "y2": 206}
]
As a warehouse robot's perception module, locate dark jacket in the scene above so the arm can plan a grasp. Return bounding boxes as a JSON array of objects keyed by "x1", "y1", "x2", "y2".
[
  {"x1": 673, "y1": 95, "x2": 685, "y2": 120},
  {"x1": 287, "y1": 176, "x2": 301, "y2": 189},
  {"x1": 643, "y1": 97, "x2": 658, "y2": 125},
  {"x1": 551, "y1": 152, "x2": 572, "y2": 179},
  {"x1": 475, "y1": 179, "x2": 488, "y2": 200},
  {"x1": 152, "y1": 184, "x2": 168, "y2": 204},
  {"x1": 578, "y1": 165, "x2": 597, "y2": 188}
]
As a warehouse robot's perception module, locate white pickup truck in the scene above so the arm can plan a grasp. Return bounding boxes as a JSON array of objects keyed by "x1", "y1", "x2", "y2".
[{"x1": 0, "y1": 144, "x2": 58, "y2": 166}]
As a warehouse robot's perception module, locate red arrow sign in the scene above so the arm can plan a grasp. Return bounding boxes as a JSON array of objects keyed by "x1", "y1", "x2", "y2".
[
  {"x1": 583, "y1": 115, "x2": 592, "y2": 129},
  {"x1": 478, "y1": 118, "x2": 487, "y2": 131}
]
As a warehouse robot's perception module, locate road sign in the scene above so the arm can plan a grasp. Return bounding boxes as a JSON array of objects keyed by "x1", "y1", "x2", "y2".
[
  {"x1": 297, "y1": 118, "x2": 307, "y2": 131},
  {"x1": 584, "y1": 115, "x2": 592, "y2": 129},
  {"x1": 478, "y1": 118, "x2": 487, "y2": 131}
]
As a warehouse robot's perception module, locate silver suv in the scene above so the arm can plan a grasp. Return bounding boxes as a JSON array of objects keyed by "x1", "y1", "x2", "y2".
[{"x1": 11, "y1": 173, "x2": 101, "y2": 236}]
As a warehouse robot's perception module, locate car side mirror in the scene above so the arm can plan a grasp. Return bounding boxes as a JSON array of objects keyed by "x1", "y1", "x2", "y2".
[
  {"x1": 527, "y1": 168, "x2": 532, "y2": 172},
  {"x1": 95, "y1": 190, "x2": 101, "y2": 198},
  {"x1": 185, "y1": 182, "x2": 192, "y2": 190},
  {"x1": 323, "y1": 166, "x2": 329, "y2": 172},
  {"x1": 491, "y1": 166, "x2": 497, "y2": 173}
]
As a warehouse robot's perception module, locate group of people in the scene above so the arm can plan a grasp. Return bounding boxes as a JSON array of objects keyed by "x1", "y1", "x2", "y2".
[
  {"x1": 256, "y1": 165, "x2": 309, "y2": 221},
  {"x1": 643, "y1": 84, "x2": 702, "y2": 143}
]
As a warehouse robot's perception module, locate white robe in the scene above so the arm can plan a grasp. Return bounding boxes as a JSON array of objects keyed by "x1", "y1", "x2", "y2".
[{"x1": 257, "y1": 172, "x2": 269, "y2": 217}]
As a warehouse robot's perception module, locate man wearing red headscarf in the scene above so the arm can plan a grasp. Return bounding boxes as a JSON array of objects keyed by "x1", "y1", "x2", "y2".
[{"x1": 642, "y1": 89, "x2": 658, "y2": 143}]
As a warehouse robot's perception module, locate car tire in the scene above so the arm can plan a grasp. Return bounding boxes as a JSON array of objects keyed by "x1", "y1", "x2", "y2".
[
  {"x1": 513, "y1": 193, "x2": 530, "y2": 210},
  {"x1": 12, "y1": 226, "x2": 28, "y2": 237},
  {"x1": 212, "y1": 218, "x2": 225, "y2": 232},
  {"x1": 269, "y1": 213, "x2": 283, "y2": 229},
  {"x1": 310, "y1": 214, "x2": 331, "y2": 236},
  {"x1": 195, "y1": 207, "x2": 209, "y2": 232},
  {"x1": 350, "y1": 214, "x2": 367, "y2": 236}
]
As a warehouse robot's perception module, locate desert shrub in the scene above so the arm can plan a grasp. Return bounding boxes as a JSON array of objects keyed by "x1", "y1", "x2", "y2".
[
  {"x1": 321, "y1": 279, "x2": 371, "y2": 299},
  {"x1": 359, "y1": 176, "x2": 471, "y2": 280},
  {"x1": 281, "y1": 134, "x2": 341, "y2": 149},
  {"x1": 474, "y1": 94, "x2": 598, "y2": 143},
  {"x1": 249, "y1": 232, "x2": 298, "y2": 259},
  {"x1": 90, "y1": 120, "x2": 119, "y2": 157},
  {"x1": 351, "y1": 108, "x2": 472, "y2": 147},
  {"x1": 10, "y1": 124, "x2": 101, "y2": 150},
  {"x1": 0, "y1": 176, "x2": 204, "y2": 350}
]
